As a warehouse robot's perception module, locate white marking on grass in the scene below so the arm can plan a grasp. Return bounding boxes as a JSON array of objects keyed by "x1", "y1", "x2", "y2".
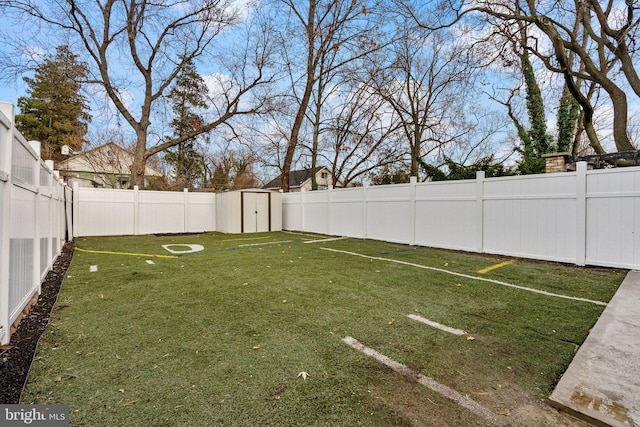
[
  {"x1": 407, "y1": 314, "x2": 466, "y2": 336},
  {"x1": 146, "y1": 260, "x2": 155, "y2": 265},
  {"x1": 162, "y1": 244, "x2": 204, "y2": 255},
  {"x1": 238, "y1": 240, "x2": 292, "y2": 247},
  {"x1": 90, "y1": 265, "x2": 98, "y2": 272},
  {"x1": 342, "y1": 336, "x2": 501, "y2": 425},
  {"x1": 303, "y1": 237, "x2": 347, "y2": 244},
  {"x1": 282, "y1": 230, "x2": 325, "y2": 239},
  {"x1": 321, "y1": 248, "x2": 607, "y2": 306},
  {"x1": 221, "y1": 236, "x2": 270, "y2": 242}
]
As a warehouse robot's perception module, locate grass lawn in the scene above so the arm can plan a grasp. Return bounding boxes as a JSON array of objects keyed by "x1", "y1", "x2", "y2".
[{"x1": 22, "y1": 232, "x2": 626, "y2": 426}]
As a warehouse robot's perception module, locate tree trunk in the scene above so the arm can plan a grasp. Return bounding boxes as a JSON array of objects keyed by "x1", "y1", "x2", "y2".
[
  {"x1": 410, "y1": 133, "x2": 420, "y2": 178},
  {"x1": 536, "y1": 15, "x2": 634, "y2": 153},
  {"x1": 130, "y1": 130, "x2": 148, "y2": 188},
  {"x1": 608, "y1": 86, "x2": 636, "y2": 152},
  {"x1": 281, "y1": 0, "x2": 317, "y2": 192}
]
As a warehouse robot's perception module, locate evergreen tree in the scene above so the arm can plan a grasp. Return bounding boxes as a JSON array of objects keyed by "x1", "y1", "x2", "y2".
[
  {"x1": 16, "y1": 45, "x2": 90, "y2": 162},
  {"x1": 164, "y1": 58, "x2": 209, "y2": 189}
]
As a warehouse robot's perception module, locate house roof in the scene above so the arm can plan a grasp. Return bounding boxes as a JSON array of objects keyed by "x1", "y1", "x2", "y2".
[
  {"x1": 56, "y1": 142, "x2": 163, "y2": 177},
  {"x1": 263, "y1": 166, "x2": 329, "y2": 189}
]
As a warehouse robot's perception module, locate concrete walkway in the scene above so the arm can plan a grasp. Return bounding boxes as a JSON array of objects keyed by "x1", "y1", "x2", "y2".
[{"x1": 550, "y1": 270, "x2": 640, "y2": 427}]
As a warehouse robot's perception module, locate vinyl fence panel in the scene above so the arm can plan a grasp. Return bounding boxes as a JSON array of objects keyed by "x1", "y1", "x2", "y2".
[
  {"x1": 187, "y1": 191, "x2": 216, "y2": 233},
  {"x1": 414, "y1": 179, "x2": 480, "y2": 252},
  {"x1": 586, "y1": 168, "x2": 640, "y2": 268},
  {"x1": 301, "y1": 190, "x2": 331, "y2": 235},
  {"x1": 482, "y1": 172, "x2": 578, "y2": 263},
  {"x1": 75, "y1": 187, "x2": 135, "y2": 236},
  {"x1": 282, "y1": 192, "x2": 303, "y2": 232},
  {"x1": 366, "y1": 184, "x2": 413, "y2": 244},
  {"x1": 74, "y1": 186, "x2": 219, "y2": 237},
  {"x1": 0, "y1": 102, "x2": 70, "y2": 345},
  {"x1": 0, "y1": 105, "x2": 10, "y2": 345},
  {"x1": 138, "y1": 190, "x2": 186, "y2": 235},
  {"x1": 282, "y1": 163, "x2": 640, "y2": 270},
  {"x1": 331, "y1": 187, "x2": 366, "y2": 238}
]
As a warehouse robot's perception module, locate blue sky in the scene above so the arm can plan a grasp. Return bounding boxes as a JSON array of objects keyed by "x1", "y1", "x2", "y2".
[{"x1": 0, "y1": 81, "x2": 24, "y2": 107}]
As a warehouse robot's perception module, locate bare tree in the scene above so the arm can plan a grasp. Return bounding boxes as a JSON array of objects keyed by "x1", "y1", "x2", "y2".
[
  {"x1": 321, "y1": 79, "x2": 405, "y2": 187},
  {"x1": 2, "y1": 0, "x2": 275, "y2": 187},
  {"x1": 271, "y1": 0, "x2": 384, "y2": 191},
  {"x1": 369, "y1": 25, "x2": 479, "y2": 179},
  {"x1": 401, "y1": 0, "x2": 639, "y2": 152}
]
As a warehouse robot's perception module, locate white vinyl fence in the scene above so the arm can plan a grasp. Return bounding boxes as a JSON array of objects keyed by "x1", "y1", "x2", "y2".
[
  {"x1": 0, "y1": 102, "x2": 71, "y2": 345},
  {"x1": 282, "y1": 163, "x2": 640, "y2": 270},
  {"x1": 73, "y1": 186, "x2": 217, "y2": 237}
]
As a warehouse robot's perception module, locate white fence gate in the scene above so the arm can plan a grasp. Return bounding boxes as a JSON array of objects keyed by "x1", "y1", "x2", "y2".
[
  {"x1": 0, "y1": 102, "x2": 71, "y2": 345},
  {"x1": 282, "y1": 163, "x2": 640, "y2": 270}
]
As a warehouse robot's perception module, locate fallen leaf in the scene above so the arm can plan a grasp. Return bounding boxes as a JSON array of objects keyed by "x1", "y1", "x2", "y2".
[
  {"x1": 374, "y1": 270, "x2": 381, "y2": 273},
  {"x1": 252, "y1": 345, "x2": 261, "y2": 350},
  {"x1": 287, "y1": 287, "x2": 292, "y2": 291},
  {"x1": 297, "y1": 371, "x2": 309, "y2": 380},
  {"x1": 444, "y1": 262, "x2": 448, "y2": 267},
  {"x1": 119, "y1": 389, "x2": 125, "y2": 393},
  {"x1": 456, "y1": 283, "x2": 462, "y2": 287},
  {"x1": 54, "y1": 376, "x2": 62, "y2": 382},
  {"x1": 388, "y1": 318, "x2": 395, "y2": 325},
  {"x1": 466, "y1": 336, "x2": 475, "y2": 341},
  {"x1": 282, "y1": 299, "x2": 287, "y2": 303}
]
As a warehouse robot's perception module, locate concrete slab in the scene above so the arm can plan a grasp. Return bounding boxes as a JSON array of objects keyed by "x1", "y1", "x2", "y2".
[{"x1": 550, "y1": 270, "x2": 640, "y2": 427}]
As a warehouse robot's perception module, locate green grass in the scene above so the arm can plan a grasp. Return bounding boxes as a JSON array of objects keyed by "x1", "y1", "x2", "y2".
[{"x1": 22, "y1": 232, "x2": 626, "y2": 426}]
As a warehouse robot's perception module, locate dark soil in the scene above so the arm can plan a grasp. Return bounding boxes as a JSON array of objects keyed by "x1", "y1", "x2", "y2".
[{"x1": 0, "y1": 241, "x2": 74, "y2": 404}]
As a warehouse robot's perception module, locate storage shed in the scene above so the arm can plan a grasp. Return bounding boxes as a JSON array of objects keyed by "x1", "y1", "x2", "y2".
[{"x1": 215, "y1": 189, "x2": 282, "y2": 233}]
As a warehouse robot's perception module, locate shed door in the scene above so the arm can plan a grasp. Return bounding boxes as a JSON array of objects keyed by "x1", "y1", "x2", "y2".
[{"x1": 242, "y1": 192, "x2": 270, "y2": 233}]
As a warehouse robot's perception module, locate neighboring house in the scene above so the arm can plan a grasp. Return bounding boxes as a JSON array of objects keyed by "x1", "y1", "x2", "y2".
[
  {"x1": 263, "y1": 166, "x2": 333, "y2": 192},
  {"x1": 56, "y1": 142, "x2": 163, "y2": 188}
]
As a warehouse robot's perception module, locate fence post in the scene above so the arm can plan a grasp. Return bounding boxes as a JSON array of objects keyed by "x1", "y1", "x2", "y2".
[
  {"x1": 133, "y1": 185, "x2": 140, "y2": 235},
  {"x1": 575, "y1": 162, "x2": 587, "y2": 266},
  {"x1": 363, "y1": 183, "x2": 368, "y2": 239},
  {"x1": 45, "y1": 161, "x2": 55, "y2": 259},
  {"x1": 73, "y1": 182, "x2": 80, "y2": 238},
  {"x1": 30, "y1": 142, "x2": 41, "y2": 294},
  {"x1": 300, "y1": 188, "x2": 305, "y2": 232},
  {"x1": 409, "y1": 177, "x2": 417, "y2": 245},
  {"x1": 476, "y1": 171, "x2": 485, "y2": 253},
  {"x1": 0, "y1": 103, "x2": 12, "y2": 345},
  {"x1": 184, "y1": 188, "x2": 189, "y2": 233},
  {"x1": 328, "y1": 185, "x2": 333, "y2": 236}
]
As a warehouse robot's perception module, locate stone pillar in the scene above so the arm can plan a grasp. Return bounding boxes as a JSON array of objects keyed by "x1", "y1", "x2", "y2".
[{"x1": 543, "y1": 152, "x2": 572, "y2": 173}]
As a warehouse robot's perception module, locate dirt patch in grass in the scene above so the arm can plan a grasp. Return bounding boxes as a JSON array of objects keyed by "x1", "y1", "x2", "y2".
[{"x1": 0, "y1": 241, "x2": 74, "y2": 404}]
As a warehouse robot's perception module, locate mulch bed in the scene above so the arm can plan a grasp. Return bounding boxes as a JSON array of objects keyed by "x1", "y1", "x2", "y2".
[{"x1": 0, "y1": 241, "x2": 74, "y2": 404}]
